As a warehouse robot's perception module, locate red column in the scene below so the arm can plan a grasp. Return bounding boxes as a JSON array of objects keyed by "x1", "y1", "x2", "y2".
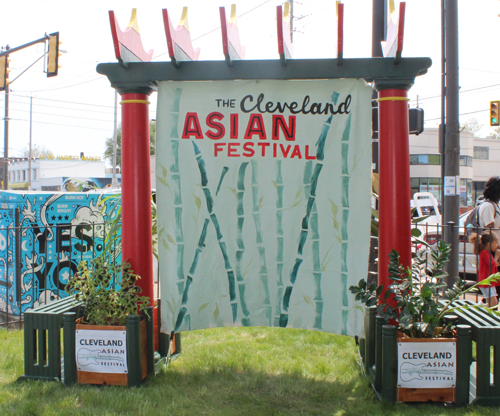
[
  {"x1": 120, "y1": 93, "x2": 153, "y2": 306},
  {"x1": 377, "y1": 88, "x2": 411, "y2": 303}
]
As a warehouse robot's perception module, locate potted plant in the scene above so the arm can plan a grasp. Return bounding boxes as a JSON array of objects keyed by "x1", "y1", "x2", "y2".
[
  {"x1": 65, "y1": 256, "x2": 151, "y2": 386},
  {"x1": 350, "y1": 240, "x2": 500, "y2": 403}
]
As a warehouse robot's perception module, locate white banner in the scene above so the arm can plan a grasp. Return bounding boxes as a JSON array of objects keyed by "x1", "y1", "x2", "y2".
[
  {"x1": 398, "y1": 341, "x2": 456, "y2": 388},
  {"x1": 75, "y1": 329, "x2": 127, "y2": 373},
  {"x1": 156, "y1": 79, "x2": 372, "y2": 336}
]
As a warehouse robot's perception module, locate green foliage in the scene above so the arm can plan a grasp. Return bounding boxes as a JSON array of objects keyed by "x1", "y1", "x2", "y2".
[
  {"x1": 103, "y1": 120, "x2": 156, "y2": 167},
  {"x1": 65, "y1": 256, "x2": 149, "y2": 326},
  {"x1": 350, "y1": 240, "x2": 500, "y2": 338},
  {"x1": 99, "y1": 194, "x2": 159, "y2": 260}
]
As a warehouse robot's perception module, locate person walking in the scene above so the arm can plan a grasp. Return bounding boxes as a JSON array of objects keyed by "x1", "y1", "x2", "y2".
[{"x1": 478, "y1": 177, "x2": 500, "y2": 232}]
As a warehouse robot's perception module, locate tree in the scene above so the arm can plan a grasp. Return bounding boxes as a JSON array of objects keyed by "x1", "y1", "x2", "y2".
[
  {"x1": 19, "y1": 144, "x2": 54, "y2": 158},
  {"x1": 460, "y1": 118, "x2": 483, "y2": 137},
  {"x1": 493, "y1": 126, "x2": 500, "y2": 140},
  {"x1": 103, "y1": 121, "x2": 156, "y2": 167}
]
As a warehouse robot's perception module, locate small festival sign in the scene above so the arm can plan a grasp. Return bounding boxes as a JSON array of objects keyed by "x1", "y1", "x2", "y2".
[
  {"x1": 397, "y1": 340, "x2": 457, "y2": 389},
  {"x1": 75, "y1": 329, "x2": 128, "y2": 374}
]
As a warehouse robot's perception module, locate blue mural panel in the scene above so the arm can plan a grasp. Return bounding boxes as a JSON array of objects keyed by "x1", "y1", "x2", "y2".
[{"x1": 0, "y1": 191, "x2": 121, "y2": 315}]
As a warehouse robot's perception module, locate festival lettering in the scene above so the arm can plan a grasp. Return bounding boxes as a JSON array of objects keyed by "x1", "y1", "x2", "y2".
[{"x1": 180, "y1": 93, "x2": 352, "y2": 159}]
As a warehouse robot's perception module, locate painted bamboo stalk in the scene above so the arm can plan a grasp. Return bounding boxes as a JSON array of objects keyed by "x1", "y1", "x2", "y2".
[
  {"x1": 279, "y1": 113, "x2": 334, "y2": 328},
  {"x1": 303, "y1": 160, "x2": 323, "y2": 330},
  {"x1": 273, "y1": 160, "x2": 285, "y2": 326},
  {"x1": 251, "y1": 159, "x2": 272, "y2": 325},
  {"x1": 169, "y1": 88, "x2": 185, "y2": 296},
  {"x1": 340, "y1": 113, "x2": 352, "y2": 335},
  {"x1": 216, "y1": 166, "x2": 229, "y2": 196},
  {"x1": 174, "y1": 218, "x2": 210, "y2": 331},
  {"x1": 192, "y1": 142, "x2": 238, "y2": 323},
  {"x1": 236, "y1": 162, "x2": 251, "y2": 326},
  {"x1": 174, "y1": 165, "x2": 232, "y2": 331}
]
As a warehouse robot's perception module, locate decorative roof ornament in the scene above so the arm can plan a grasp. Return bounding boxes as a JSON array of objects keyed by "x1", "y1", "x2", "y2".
[
  {"x1": 277, "y1": 2, "x2": 293, "y2": 66},
  {"x1": 381, "y1": 1, "x2": 406, "y2": 64},
  {"x1": 162, "y1": 7, "x2": 200, "y2": 68},
  {"x1": 108, "y1": 9, "x2": 154, "y2": 67},
  {"x1": 220, "y1": 5, "x2": 246, "y2": 67}
]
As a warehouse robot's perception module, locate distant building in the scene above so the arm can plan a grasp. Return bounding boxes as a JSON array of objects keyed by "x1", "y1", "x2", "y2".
[
  {"x1": 7, "y1": 153, "x2": 121, "y2": 192},
  {"x1": 409, "y1": 128, "x2": 500, "y2": 208}
]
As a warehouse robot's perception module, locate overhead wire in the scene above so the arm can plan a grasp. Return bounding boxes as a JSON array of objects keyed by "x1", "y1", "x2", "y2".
[{"x1": 8, "y1": 117, "x2": 114, "y2": 132}]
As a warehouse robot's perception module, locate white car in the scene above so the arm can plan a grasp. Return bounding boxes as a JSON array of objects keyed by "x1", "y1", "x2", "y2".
[{"x1": 411, "y1": 194, "x2": 477, "y2": 281}]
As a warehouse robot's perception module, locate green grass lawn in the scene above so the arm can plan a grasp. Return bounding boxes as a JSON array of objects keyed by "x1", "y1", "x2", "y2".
[{"x1": 0, "y1": 326, "x2": 499, "y2": 416}]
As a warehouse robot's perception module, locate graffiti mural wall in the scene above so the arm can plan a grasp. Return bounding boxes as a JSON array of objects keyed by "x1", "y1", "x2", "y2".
[{"x1": 0, "y1": 191, "x2": 120, "y2": 315}]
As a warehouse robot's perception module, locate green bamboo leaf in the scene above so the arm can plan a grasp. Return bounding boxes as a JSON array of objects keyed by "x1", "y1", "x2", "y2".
[
  {"x1": 352, "y1": 305, "x2": 364, "y2": 313},
  {"x1": 333, "y1": 218, "x2": 339, "y2": 231},
  {"x1": 302, "y1": 294, "x2": 313, "y2": 306},
  {"x1": 214, "y1": 305, "x2": 220, "y2": 321},
  {"x1": 198, "y1": 303, "x2": 209, "y2": 314},
  {"x1": 271, "y1": 180, "x2": 277, "y2": 189},
  {"x1": 295, "y1": 187, "x2": 302, "y2": 201},
  {"x1": 243, "y1": 258, "x2": 254, "y2": 277},
  {"x1": 157, "y1": 176, "x2": 168, "y2": 187},
  {"x1": 259, "y1": 196, "x2": 264, "y2": 208},
  {"x1": 194, "y1": 194, "x2": 202, "y2": 210},
  {"x1": 159, "y1": 163, "x2": 168, "y2": 179},
  {"x1": 329, "y1": 199, "x2": 338, "y2": 217},
  {"x1": 284, "y1": 201, "x2": 300, "y2": 211},
  {"x1": 162, "y1": 238, "x2": 170, "y2": 251},
  {"x1": 227, "y1": 187, "x2": 237, "y2": 196},
  {"x1": 167, "y1": 234, "x2": 176, "y2": 245}
]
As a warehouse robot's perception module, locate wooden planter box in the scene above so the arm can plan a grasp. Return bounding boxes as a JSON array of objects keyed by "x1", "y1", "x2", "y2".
[
  {"x1": 75, "y1": 316, "x2": 148, "y2": 386},
  {"x1": 362, "y1": 307, "x2": 472, "y2": 406},
  {"x1": 396, "y1": 336, "x2": 457, "y2": 403}
]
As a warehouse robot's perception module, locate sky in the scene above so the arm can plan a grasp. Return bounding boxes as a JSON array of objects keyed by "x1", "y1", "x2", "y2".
[{"x1": 1, "y1": 0, "x2": 500, "y2": 163}]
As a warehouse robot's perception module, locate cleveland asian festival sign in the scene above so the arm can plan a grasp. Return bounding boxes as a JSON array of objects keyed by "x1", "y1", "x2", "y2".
[
  {"x1": 75, "y1": 329, "x2": 127, "y2": 374},
  {"x1": 156, "y1": 79, "x2": 372, "y2": 336}
]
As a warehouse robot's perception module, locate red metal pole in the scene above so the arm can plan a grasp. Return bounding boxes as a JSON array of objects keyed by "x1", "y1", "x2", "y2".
[
  {"x1": 378, "y1": 88, "x2": 411, "y2": 304},
  {"x1": 120, "y1": 93, "x2": 154, "y2": 306}
]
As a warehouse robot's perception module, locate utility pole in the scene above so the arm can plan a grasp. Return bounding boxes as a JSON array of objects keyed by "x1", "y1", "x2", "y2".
[
  {"x1": 3, "y1": 46, "x2": 10, "y2": 190},
  {"x1": 28, "y1": 96, "x2": 33, "y2": 190},
  {"x1": 440, "y1": 0, "x2": 446, "y2": 214},
  {"x1": 443, "y1": 0, "x2": 460, "y2": 288}
]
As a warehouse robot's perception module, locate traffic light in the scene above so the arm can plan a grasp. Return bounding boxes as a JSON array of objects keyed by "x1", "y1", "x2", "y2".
[
  {"x1": 0, "y1": 54, "x2": 11, "y2": 91},
  {"x1": 490, "y1": 101, "x2": 500, "y2": 127},
  {"x1": 47, "y1": 32, "x2": 60, "y2": 77}
]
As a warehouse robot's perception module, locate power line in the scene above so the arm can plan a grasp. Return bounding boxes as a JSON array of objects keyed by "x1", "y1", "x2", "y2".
[
  {"x1": 9, "y1": 93, "x2": 115, "y2": 109},
  {"x1": 5, "y1": 99, "x2": 116, "y2": 115},
  {"x1": 8, "y1": 117, "x2": 114, "y2": 132},
  {"x1": 425, "y1": 108, "x2": 489, "y2": 122},
  {"x1": 1, "y1": 106, "x2": 113, "y2": 123},
  {"x1": 410, "y1": 83, "x2": 500, "y2": 104},
  {"x1": 16, "y1": 76, "x2": 105, "y2": 93}
]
